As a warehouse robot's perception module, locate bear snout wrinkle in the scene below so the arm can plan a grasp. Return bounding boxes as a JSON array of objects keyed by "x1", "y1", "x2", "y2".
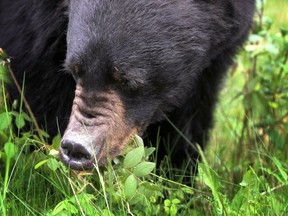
[{"x1": 60, "y1": 88, "x2": 138, "y2": 169}]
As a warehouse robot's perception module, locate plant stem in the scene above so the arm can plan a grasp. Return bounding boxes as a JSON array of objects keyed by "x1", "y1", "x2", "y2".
[{"x1": 7, "y1": 62, "x2": 46, "y2": 144}]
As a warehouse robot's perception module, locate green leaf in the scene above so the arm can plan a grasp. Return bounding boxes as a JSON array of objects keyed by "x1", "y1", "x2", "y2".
[
  {"x1": 164, "y1": 206, "x2": 170, "y2": 215},
  {"x1": 15, "y1": 114, "x2": 25, "y2": 129},
  {"x1": 172, "y1": 198, "x2": 180, "y2": 204},
  {"x1": 198, "y1": 163, "x2": 221, "y2": 191},
  {"x1": 52, "y1": 134, "x2": 61, "y2": 149},
  {"x1": 231, "y1": 170, "x2": 260, "y2": 212},
  {"x1": 145, "y1": 147, "x2": 156, "y2": 158},
  {"x1": 69, "y1": 193, "x2": 96, "y2": 214},
  {"x1": 21, "y1": 112, "x2": 32, "y2": 121},
  {"x1": 170, "y1": 204, "x2": 178, "y2": 216},
  {"x1": 181, "y1": 187, "x2": 194, "y2": 195},
  {"x1": 34, "y1": 159, "x2": 48, "y2": 169},
  {"x1": 4, "y1": 142, "x2": 17, "y2": 160},
  {"x1": 124, "y1": 174, "x2": 137, "y2": 199},
  {"x1": 52, "y1": 200, "x2": 68, "y2": 215},
  {"x1": 47, "y1": 158, "x2": 59, "y2": 171},
  {"x1": 164, "y1": 199, "x2": 171, "y2": 207},
  {"x1": 52, "y1": 199, "x2": 78, "y2": 215},
  {"x1": 133, "y1": 162, "x2": 155, "y2": 177},
  {"x1": 198, "y1": 162, "x2": 223, "y2": 212},
  {"x1": 133, "y1": 134, "x2": 144, "y2": 146},
  {"x1": 0, "y1": 112, "x2": 12, "y2": 130},
  {"x1": 124, "y1": 146, "x2": 144, "y2": 168},
  {"x1": 141, "y1": 181, "x2": 161, "y2": 192}
]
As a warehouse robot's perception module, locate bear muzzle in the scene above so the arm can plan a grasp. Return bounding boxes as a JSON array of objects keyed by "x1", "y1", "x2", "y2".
[{"x1": 58, "y1": 87, "x2": 139, "y2": 170}]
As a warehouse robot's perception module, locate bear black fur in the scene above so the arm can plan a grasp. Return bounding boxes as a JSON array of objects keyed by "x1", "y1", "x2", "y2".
[{"x1": 0, "y1": 0, "x2": 255, "y2": 170}]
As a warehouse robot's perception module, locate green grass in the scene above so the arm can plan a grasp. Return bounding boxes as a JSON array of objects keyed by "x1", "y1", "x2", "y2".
[{"x1": 1, "y1": 1, "x2": 288, "y2": 215}]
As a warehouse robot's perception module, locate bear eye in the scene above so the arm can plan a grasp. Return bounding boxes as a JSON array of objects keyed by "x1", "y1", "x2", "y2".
[
  {"x1": 111, "y1": 66, "x2": 144, "y2": 91},
  {"x1": 67, "y1": 64, "x2": 83, "y2": 80},
  {"x1": 111, "y1": 67, "x2": 127, "y2": 86},
  {"x1": 73, "y1": 64, "x2": 83, "y2": 77}
]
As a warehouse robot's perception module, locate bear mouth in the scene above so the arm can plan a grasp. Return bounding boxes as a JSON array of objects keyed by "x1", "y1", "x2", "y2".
[{"x1": 59, "y1": 149, "x2": 96, "y2": 170}]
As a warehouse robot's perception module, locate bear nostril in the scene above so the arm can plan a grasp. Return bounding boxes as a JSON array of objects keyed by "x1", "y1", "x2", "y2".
[{"x1": 60, "y1": 140, "x2": 92, "y2": 161}]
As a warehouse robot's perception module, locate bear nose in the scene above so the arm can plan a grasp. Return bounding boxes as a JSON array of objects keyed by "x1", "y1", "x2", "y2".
[{"x1": 59, "y1": 140, "x2": 94, "y2": 170}]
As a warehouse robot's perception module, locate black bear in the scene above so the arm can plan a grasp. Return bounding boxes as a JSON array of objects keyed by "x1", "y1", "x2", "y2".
[{"x1": 0, "y1": 0, "x2": 255, "y2": 170}]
